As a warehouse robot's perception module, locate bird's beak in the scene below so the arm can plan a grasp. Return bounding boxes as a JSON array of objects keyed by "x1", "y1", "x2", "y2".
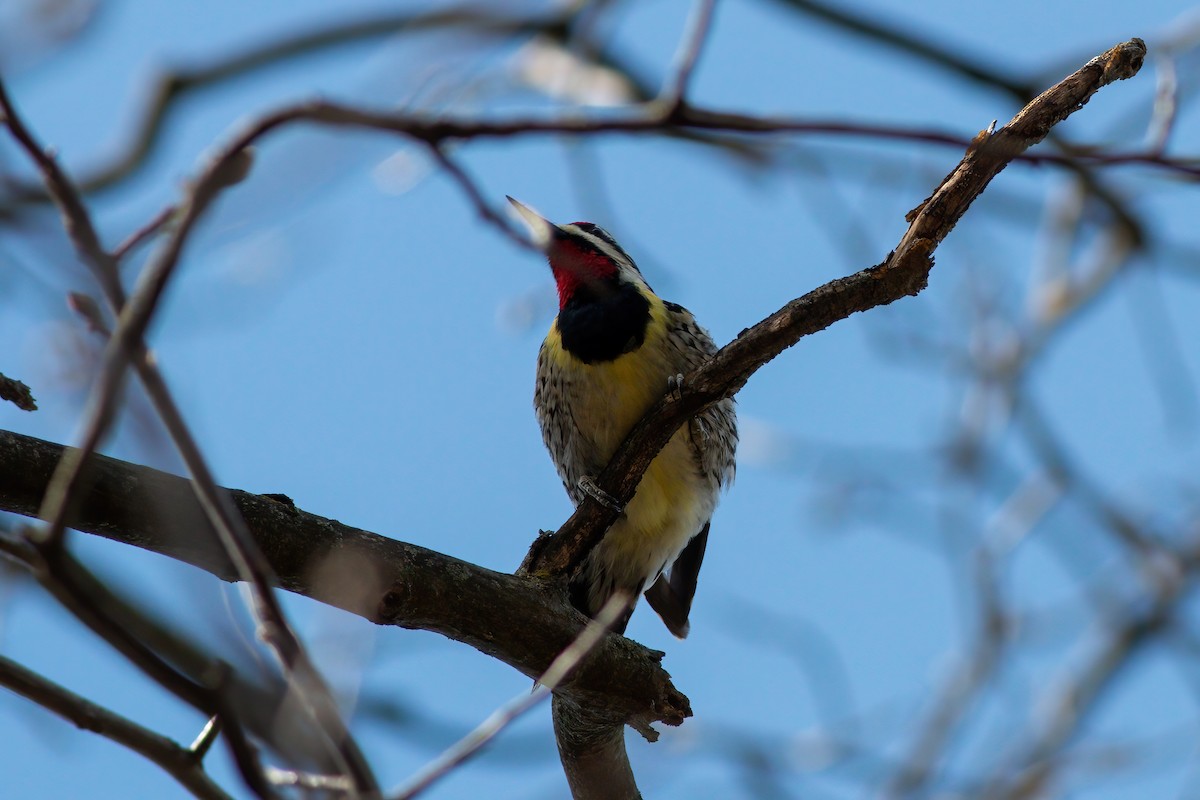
[{"x1": 506, "y1": 196, "x2": 558, "y2": 250}]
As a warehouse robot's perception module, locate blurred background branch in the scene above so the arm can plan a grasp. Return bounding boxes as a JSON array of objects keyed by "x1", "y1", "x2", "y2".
[{"x1": 0, "y1": 1, "x2": 1197, "y2": 798}]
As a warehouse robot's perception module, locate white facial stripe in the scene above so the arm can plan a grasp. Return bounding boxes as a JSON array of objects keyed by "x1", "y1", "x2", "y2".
[{"x1": 560, "y1": 224, "x2": 639, "y2": 275}]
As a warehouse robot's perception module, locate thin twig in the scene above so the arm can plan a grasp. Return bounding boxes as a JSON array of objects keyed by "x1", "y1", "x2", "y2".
[
  {"x1": 659, "y1": 0, "x2": 720, "y2": 105},
  {"x1": 0, "y1": 81, "x2": 126, "y2": 547},
  {"x1": 113, "y1": 204, "x2": 178, "y2": 261},
  {"x1": 189, "y1": 716, "x2": 222, "y2": 760},
  {"x1": 983, "y1": 573, "x2": 1181, "y2": 799},
  {"x1": 0, "y1": 82, "x2": 123, "y2": 297},
  {"x1": 425, "y1": 145, "x2": 531, "y2": 250},
  {"x1": 763, "y1": 0, "x2": 1036, "y2": 100},
  {"x1": 1016, "y1": 397, "x2": 1159, "y2": 557},
  {"x1": 1147, "y1": 53, "x2": 1179, "y2": 154},
  {"x1": 767, "y1": 0, "x2": 1155, "y2": 240},
  {"x1": 155, "y1": 98, "x2": 1198, "y2": 177},
  {"x1": 884, "y1": 478, "x2": 1061, "y2": 796}
]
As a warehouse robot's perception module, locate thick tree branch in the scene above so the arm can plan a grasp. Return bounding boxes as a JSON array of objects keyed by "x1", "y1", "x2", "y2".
[
  {"x1": 552, "y1": 696, "x2": 640, "y2": 800},
  {"x1": 0, "y1": 429, "x2": 690, "y2": 736},
  {"x1": 0, "y1": 34, "x2": 1149, "y2": 800},
  {"x1": 523, "y1": 37, "x2": 1147, "y2": 578}
]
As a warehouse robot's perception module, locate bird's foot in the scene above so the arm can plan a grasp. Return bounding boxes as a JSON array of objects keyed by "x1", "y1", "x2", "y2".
[
  {"x1": 667, "y1": 373, "x2": 685, "y2": 402},
  {"x1": 578, "y1": 476, "x2": 624, "y2": 514}
]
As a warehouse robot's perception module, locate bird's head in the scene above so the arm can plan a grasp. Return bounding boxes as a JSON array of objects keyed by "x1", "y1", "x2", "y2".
[{"x1": 507, "y1": 196, "x2": 647, "y2": 310}]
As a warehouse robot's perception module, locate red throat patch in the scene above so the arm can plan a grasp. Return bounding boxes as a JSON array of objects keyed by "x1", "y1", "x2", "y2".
[{"x1": 548, "y1": 239, "x2": 619, "y2": 309}]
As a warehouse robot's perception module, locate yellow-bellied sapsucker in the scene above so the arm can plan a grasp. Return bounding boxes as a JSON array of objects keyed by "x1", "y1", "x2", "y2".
[{"x1": 510, "y1": 197, "x2": 737, "y2": 638}]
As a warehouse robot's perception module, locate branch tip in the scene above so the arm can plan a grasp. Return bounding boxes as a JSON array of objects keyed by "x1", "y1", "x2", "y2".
[
  {"x1": 1099, "y1": 38, "x2": 1146, "y2": 82},
  {"x1": 0, "y1": 373, "x2": 37, "y2": 412}
]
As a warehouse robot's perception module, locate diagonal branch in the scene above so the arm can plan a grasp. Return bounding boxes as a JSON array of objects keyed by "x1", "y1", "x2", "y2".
[
  {"x1": 762, "y1": 0, "x2": 1036, "y2": 99},
  {"x1": 0, "y1": 654, "x2": 234, "y2": 800},
  {"x1": 521, "y1": 37, "x2": 1147, "y2": 578}
]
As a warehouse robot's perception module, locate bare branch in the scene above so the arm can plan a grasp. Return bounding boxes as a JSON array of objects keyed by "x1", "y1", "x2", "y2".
[
  {"x1": 158, "y1": 94, "x2": 1195, "y2": 177},
  {"x1": 659, "y1": 0, "x2": 720, "y2": 105},
  {"x1": 0, "y1": 530, "x2": 280, "y2": 797},
  {"x1": 1, "y1": 82, "x2": 376, "y2": 794},
  {"x1": 0, "y1": 19, "x2": 1169, "y2": 799},
  {"x1": 747, "y1": 0, "x2": 1163, "y2": 242},
  {"x1": 0, "y1": 654, "x2": 233, "y2": 800},
  {"x1": 1147, "y1": 53, "x2": 1179, "y2": 154},
  {"x1": 392, "y1": 594, "x2": 631, "y2": 800},
  {"x1": 983, "y1": 568, "x2": 1182, "y2": 799},
  {"x1": 0, "y1": 81, "x2": 123, "y2": 301},
  {"x1": 189, "y1": 716, "x2": 222, "y2": 760},
  {"x1": 523, "y1": 38, "x2": 1148, "y2": 579},
  {"x1": 1, "y1": 6, "x2": 583, "y2": 202},
  {"x1": 0, "y1": 428, "x2": 690, "y2": 735},
  {"x1": 113, "y1": 204, "x2": 178, "y2": 261},
  {"x1": 0, "y1": 372, "x2": 36, "y2": 411},
  {"x1": 762, "y1": 0, "x2": 1036, "y2": 99},
  {"x1": 426, "y1": 145, "x2": 532, "y2": 250}
]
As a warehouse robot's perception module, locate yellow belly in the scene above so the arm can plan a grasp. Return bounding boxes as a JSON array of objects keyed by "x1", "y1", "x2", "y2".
[
  {"x1": 598, "y1": 428, "x2": 711, "y2": 591},
  {"x1": 540, "y1": 299, "x2": 714, "y2": 601}
]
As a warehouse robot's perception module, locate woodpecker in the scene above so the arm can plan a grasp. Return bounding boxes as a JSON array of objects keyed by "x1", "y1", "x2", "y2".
[{"x1": 509, "y1": 197, "x2": 737, "y2": 638}]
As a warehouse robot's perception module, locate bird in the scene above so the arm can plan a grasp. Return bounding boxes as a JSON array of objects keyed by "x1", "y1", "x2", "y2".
[{"x1": 509, "y1": 196, "x2": 737, "y2": 638}]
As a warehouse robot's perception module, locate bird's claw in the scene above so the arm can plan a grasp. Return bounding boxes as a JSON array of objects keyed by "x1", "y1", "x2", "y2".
[
  {"x1": 578, "y1": 476, "x2": 624, "y2": 514},
  {"x1": 667, "y1": 373, "x2": 685, "y2": 402}
]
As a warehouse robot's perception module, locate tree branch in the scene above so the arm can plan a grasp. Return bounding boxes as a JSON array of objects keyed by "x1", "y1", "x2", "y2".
[
  {"x1": 391, "y1": 595, "x2": 629, "y2": 799},
  {"x1": 659, "y1": 0, "x2": 720, "y2": 105},
  {"x1": 0, "y1": 34, "x2": 1149, "y2": 800},
  {"x1": 1, "y1": 78, "x2": 378, "y2": 795},
  {"x1": 0, "y1": 428, "x2": 690, "y2": 736},
  {"x1": 761, "y1": 0, "x2": 1154, "y2": 238},
  {"x1": 762, "y1": 0, "x2": 1037, "y2": 99},
  {"x1": 0, "y1": 654, "x2": 233, "y2": 800},
  {"x1": 0, "y1": 372, "x2": 36, "y2": 411},
  {"x1": 523, "y1": 37, "x2": 1147, "y2": 578},
  {"x1": 0, "y1": 6, "x2": 580, "y2": 202}
]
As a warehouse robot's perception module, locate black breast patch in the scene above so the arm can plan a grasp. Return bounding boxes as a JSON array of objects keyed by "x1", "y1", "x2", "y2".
[{"x1": 557, "y1": 282, "x2": 652, "y2": 364}]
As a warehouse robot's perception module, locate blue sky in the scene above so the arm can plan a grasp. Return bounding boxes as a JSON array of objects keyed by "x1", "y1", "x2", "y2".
[{"x1": 2, "y1": 0, "x2": 1198, "y2": 798}]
